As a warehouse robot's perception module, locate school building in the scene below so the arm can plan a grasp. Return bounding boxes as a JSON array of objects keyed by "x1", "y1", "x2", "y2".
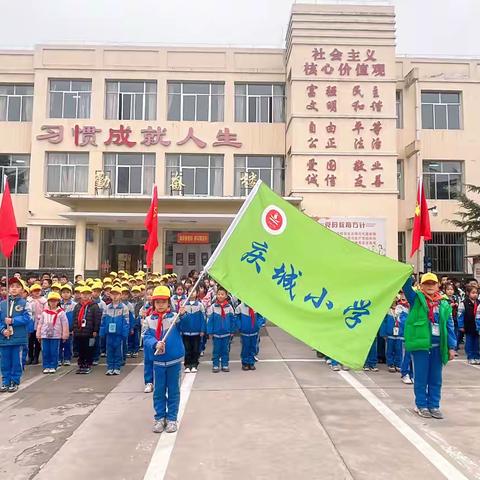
[{"x1": 1, "y1": 3, "x2": 479, "y2": 279}]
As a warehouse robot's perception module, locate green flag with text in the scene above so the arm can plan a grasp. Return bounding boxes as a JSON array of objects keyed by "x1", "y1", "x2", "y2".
[{"x1": 205, "y1": 181, "x2": 413, "y2": 369}]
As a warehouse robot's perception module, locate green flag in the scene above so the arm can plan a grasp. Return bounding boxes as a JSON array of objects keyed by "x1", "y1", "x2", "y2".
[{"x1": 205, "y1": 181, "x2": 413, "y2": 369}]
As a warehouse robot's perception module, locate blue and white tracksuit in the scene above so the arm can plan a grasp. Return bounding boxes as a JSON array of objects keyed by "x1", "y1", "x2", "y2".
[
  {"x1": 395, "y1": 303, "x2": 413, "y2": 378},
  {"x1": 207, "y1": 302, "x2": 236, "y2": 369},
  {"x1": 384, "y1": 308, "x2": 402, "y2": 368},
  {"x1": 144, "y1": 310, "x2": 185, "y2": 421},
  {"x1": 0, "y1": 297, "x2": 32, "y2": 386},
  {"x1": 60, "y1": 299, "x2": 76, "y2": 363},
  {"x1": 92, "y1": 297, "x2": 107, "y2": 362},
  {"x1": 180, "y1": 301, "x2": 206, "y2": 369},
  {"x1": 128, "y1": 299, "x2": 142, "y2": 355},
  {"x1": 235, "y1": 303, "x2": 264, "y2": 366},
  {"x1": 457, "y1": 299, "x2": 480, "y2": 361},
  {"x1": 171, "y1": 294, "x2": 186, "y2": 313},
  {"x1": 141, "y1": 302, "x2": 154, "y2": 384},
  {"x1": 122, "y1": 300, "x2": 134, "y2": 364},
  {"x1": 403, "y1": 278, "x2": 457, "y2": 410},
  {"x1": 100, "y1": 302, "x2": 130, "y2": 372}
]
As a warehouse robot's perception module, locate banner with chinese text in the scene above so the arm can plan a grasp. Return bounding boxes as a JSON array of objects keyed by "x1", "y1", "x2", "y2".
[{"x1": 206, "y1": 182, "x2": 412, "y2": 369}]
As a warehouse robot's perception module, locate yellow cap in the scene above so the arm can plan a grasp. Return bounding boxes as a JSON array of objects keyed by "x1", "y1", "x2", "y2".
[
  {"x1": 121, "y1": 286, "x2": 130, "y2": 293},
  {"x1": 151, "y1": 286, "x2": 171, "y2": 300},
  {"x1": 24, "y1": 287, "x2": 30, "y2": 294},
  {"x1": 110, "y1": 286, "x2": 122, "y2": 294},
  {"x1": 110, "y1": 272, "x2": 118, "y2": 278},
  {"x1": 92, "y1": 282, "x2": 103, "y2": 290},
  {"x1": 421, "y1": 273, "x2": 439, "y2": 284},
  {"x1": 86, "y1": 277, "x2": 93, "y2": 283},
  {"x1": 140, "y1": 284, "x2": 146, "y2": 290},
  {"x1": 103, "y1": 277, "x2": 112, "y2": 284},
  {"x1": 103, "y1": 283, "x2": 112, "y2": 290},
  {"x1": 60, "y1": 284, "x2": 73, "y2": 292},
  {"x1": 79, "y1": 286, "x2": 92, "y2": 294},
  {"x1": 47, "y1": 291, "x2": 62, "y2": 301},
  {"x1": 74, "y1": 285, "x2": 83, "y2": 292},
  {"x1": 30, "y1": 284, "x2": 42, "y2": 291},
  {"x1": 131, "y1": 286, "x2": 141, "y2": 293},
  {"x1": 94, "y1": 278, "x2": 102, "y2": 283},
  {"x1": 77, "y1": 280, "x2": 86, "y2": 286},
  {"x1": 118, "y1": 270, "x2": 126, "y2": 275},
  {"x1": 51, "y1": 282, "x2": 62, "y2": 290}
]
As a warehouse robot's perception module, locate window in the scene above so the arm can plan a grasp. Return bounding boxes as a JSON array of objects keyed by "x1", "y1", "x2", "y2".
[
  {"x1": 234, "y1": 155, "x2": 284, "y2": 196},
  {"x1": 421, "y1": 91, "x2": 460, "y2": 129},
  {"x1": 396, "y1": 90, "x2": 403, "y2": 128},
  {"x1": 235, "y1": 83, "x2": 285, "y2": 123},
  {"x1": 49, "y1": 79, "x2": 91, "y2": 119},
  {"x1": 423, "y1": 160, "x2": 463, "y2": 200},
  {"x1": 168, "y1": 82, "x2": 224, "y2": 121},
  {"x1": 40, "y1": 227, "x2": 76, "y2": 269},
  {"x1": 0, "y1": 84, "x2": 33, "y2": 121},
  {"x1": 397, "y1": 159, "x2": 404, "y2": 199},
  {"x1": 46, "y1": 152, "x2": 89, "y2": 193},
  {"x1": 104, "y1": 153, "x2": 155, "y2": 195},
  {"x1": 397, "y1": 232, "x2": 406, "y2": 263},
  {"x1": 105, "y1": 81, "x2": 156, "y2": 120},
  {"x1": 425, "y1": 232, "x2": 466, "y2": 273},
  {"x1": 166, "y1": 154, "x2": 223, "y2": 196},
  {"x1": 0, "y1": 154, "x2": 30, "y2": 194},
  {"x1": 0, "y1": 227, "x2": 26, "y2": 268}
]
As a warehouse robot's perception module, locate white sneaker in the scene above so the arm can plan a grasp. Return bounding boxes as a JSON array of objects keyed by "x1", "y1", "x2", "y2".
[
  {"x1": 401, "y1": 374, "x2": 413, "y2": 384},
  {"x1": 468, "y1": 359, "x2": 476, "y2": 365},
  {"x1": 105, "y1": 369, "x2": 114, "y2": 376},
  {"x1": 144, "y1": 383, "x2": 154, "y2": 393},
  {"x1": 190, "y1": 367, "x2": 198, "y2": 373},
  {"x1": 48, "y1": 368, "x2": 56, "y2": 374},
  {"x1": 113, "y1": 369, "x2": 120, "y2": 375},
  {"x1": 63, "y1": 360, "x2": 71, "y2": 366},
  {"x1": 43, "y1": 368, "x2": 49, "y2": 374},
  {"x1": 184, "y1": 367, "x2": 191, "y2": 373}
]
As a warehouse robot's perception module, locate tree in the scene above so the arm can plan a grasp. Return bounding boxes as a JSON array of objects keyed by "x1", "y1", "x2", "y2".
[{"x1": 449, "y1": 184, "x2": 480, "y2": 245}]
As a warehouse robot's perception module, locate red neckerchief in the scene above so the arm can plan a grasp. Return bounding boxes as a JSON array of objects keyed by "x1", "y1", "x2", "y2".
[
  {"x1": 45, "y1": 307, "x2": 63, "y2": 327},
  {"x1": 78, "y1": 301, "x2": 92, "y2": 328},
  {"x1": 155, "y1": 309, "x2": 170, "y2": 340},
  {"x1": 424, "y1": 292, "x2": 442, "y2": 324},
  {"x1": 218, "y1": 301, "x2": 228, "y2": 319},
  {"x1": 248, "y1": 307, "x2": 256, "y2": 328}
]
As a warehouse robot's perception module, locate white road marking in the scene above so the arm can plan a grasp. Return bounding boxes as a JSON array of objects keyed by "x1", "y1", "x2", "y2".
[
  {"x1": 143, "y1": 372, "x2": 196, "y2": 480},
  {"x1": 338, "y1": 370, "x2": 469, "y2": 480}
]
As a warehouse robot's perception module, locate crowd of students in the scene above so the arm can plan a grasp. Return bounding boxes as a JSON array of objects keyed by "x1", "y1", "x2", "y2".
[{"x1": 0, "y1": 269, "x2": 265, "y2": 433}]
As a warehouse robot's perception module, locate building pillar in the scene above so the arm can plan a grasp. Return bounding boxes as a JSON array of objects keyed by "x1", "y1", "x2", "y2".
[
  {"x1": 25, "y1": 225, "x2": 41, "y2": 270},
  {"x1": 74, "y1": 220, "x2": 87, "y2": 277}
]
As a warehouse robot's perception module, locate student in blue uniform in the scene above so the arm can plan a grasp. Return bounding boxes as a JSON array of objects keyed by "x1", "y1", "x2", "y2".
[
  {"x1": 235, "y1": 302, "x2": 263, "y2": 371},
  {"x1": 0, "y1": 278, "x2": 32, "y2": 392},
  {"x1": 385, "y1": 301, "x2": 403, "y2": 373},
  {"x1": 395, "y1": 295, "x2": 413, "y2": 384},
  {"x1": 144, "y1": 286, "x2": 186, "y2": 434},
  {"x1": 171, "y1": 284, "x2": 186, "y2": 313},
  {"x1": 403, "y1": 273, "x2": 457, "y2": 419},
  {"x1": 59, "y1": 285, "x2": 76, "y2": 366},
  {"x1": 207, "y1": 287, "x2": 236, "y2": 373},
  {"x1": 180, "y1": 287, "x2": 206, "y2": 373},
  {"x1": 120, "y1": 287, "x2": 134, "y2": 364},
  {"x1": 128, "y1": 286, "x2": 142, "y2": 358},
  {"x1": 457, "y1": 286, "x2": 480, "y2": 365},
  {"x1": 91, "y1": 282, "x2": 107, "y2": 366},
  {"x1": 100, "y1": 286, "x2": 130, "y2": 375}
]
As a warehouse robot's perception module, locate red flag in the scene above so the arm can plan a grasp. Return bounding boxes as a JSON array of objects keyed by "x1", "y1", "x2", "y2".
[
  {"x1": 0, "y1": 176, "x2": 19, "y2": 258},
  {"x1": 144, "y1": 184, "x2": 158, "y2": 268},
  {"x1": 410, "y1": 178, "x2": 432, "y2": 257}
]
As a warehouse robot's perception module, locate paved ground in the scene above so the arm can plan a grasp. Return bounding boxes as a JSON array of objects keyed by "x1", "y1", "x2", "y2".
[{"x1": 1, "y1": 327, "x2": 479, "y2": 480}]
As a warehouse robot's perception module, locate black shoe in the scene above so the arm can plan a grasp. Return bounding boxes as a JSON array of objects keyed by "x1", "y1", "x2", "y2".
[
  {"x1": 75, "y1": 367, "x2": 84, "y2": 374},
  {"x1": 26, "y1": 358, "x2": 33, "y2": 365},
  {"x1": 249, "y1": 365, "x2": 256, "y2": 370},
  {"x1": 33, "y1": 358, "x2": 39, "y2": 365},
  {"x1": 83, "y1": 367, "x2": 92, "y2": 374}
]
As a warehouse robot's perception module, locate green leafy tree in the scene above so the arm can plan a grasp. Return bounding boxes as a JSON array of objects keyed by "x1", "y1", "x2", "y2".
[{"x1": 449, "y1": 184, "x2": 480, "y2": 245}]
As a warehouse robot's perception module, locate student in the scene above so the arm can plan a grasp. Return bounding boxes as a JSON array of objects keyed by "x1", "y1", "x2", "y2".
[
  {"x1": 457, "y1": 286, "x2": 480, "y2": 365},
  {"x1": 0, "y1": 278, "x2": 32, "y2": 392},
  {"x1": 59, "y1": 285, "x2": 76, "y2": 366},
  {"x1": 91, "y1": 282, "x2": 107, "y2": 366},
  {"x1": 403, "y1": 273, "x2": 457, "y2": 419},
  {"x1": 395, "y1": 294, "x2": 413, "y2": 384},
  {"x1": 144, "y1": 286, "x2": 185, "y2": 433},
  {"x1": 120, "y1": 287, "x2": 134, "y2": 363},
  {"x1": 235, "y1": 302, "x2": 263, "y2": 371},
  {"x1": 100, "y1": 286, "x2": 130, "y2": 375},
  {"x1": 141, "y1": 286, "x2": 155, "y2": 393},
  {"x1": 363, "y1": 337, "x2": 379, "y2": 372},
  {"x1": 37, "y1": 292, "x2": 69, "y2": 374},
  {"x1": 72, "y1": 286, "x2": 102, "y2": 374},
  {"x1": 443, "y1": 282, "x2": 460, "y2": 351},
  {"x1": 181, "y1": 287, "x2": 206, "y2": 373},
  {"x1": 171, "y1": 284, "x2": 186, "y2": 313},
  {"x1": 27, "y1": 284, "x2": 46, "y2": 365},
  {"x1": 385, "y1": 301, "x2": 402, "y2": 373},
  {"x1": 128, "y1": 286, "x2": 143, "y2": 358},
  {"x1": 207, "y1": 286, "x2": 236, "y2": 373}
]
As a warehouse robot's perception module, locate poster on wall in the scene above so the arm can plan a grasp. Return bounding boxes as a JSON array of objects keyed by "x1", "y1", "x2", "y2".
[
  {"x1": 317, "y1": 217, "x2": 386, "y2": 256},
  {"x1": 175, "y1": 252, "x2": 184, "y2": 266},
  {"x1": 188, "y1": 252, "x2": 196, "y2": 266}
]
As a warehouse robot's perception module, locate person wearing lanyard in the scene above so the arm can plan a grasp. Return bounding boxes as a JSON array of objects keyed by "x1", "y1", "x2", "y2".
[{"x1": 403, "y1": 273, "x2": 457, "y2": 419}]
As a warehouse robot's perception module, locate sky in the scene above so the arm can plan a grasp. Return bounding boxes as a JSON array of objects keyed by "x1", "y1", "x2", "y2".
[{"x1": 1, "y1": 0, "x2": 479, "y2": 57}]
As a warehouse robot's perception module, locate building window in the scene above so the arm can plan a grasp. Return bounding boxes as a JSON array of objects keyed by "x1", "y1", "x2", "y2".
[
  {"x1": 0, "y1": 84, "x2": 33, "y2": 121},
  {"x1": 423, "y1": 160, "x2": 463, "y2": 200},
  {"x1": 397, "y1": 159, "x2": 404, "y2": 199},
  {"x1": 167, "y1": 82, "x2": 224, "y2": 121},
  {"x1": 46, "y1": 152, "x2": 89, "y2": 193},
  {"x1": 49, "y1": 79, "x2": 91, "y2": 119},
  {"x1": 0, "y1": 154, "x2": 30, "y2": 194},
  {"x1": 234, "y1": 155, "x2": 285, "y2": 196},
  {"x1": 235, "y1": 83, "x2": 285, "y2": 123},
  {"x1": 421, "y1": 91, "x2": 460, "y2": 129},
  {"x1": 104, "y1": 153, "x2": 155, "y2": 195},
  {"x1": 166, "y1": 154, "x2": 223, "y2": 196},
  {"x1": 398, "y1": 232, "x2": 406, "y2": 263},
  {"x1": 425, "y1": 232, "x2": 466, "y2": 273},
  {"x1": 0, "y1": 227, "x2": 26, "y2": 269},
  {"x1": 40, "y1": 227, "x2": 76, "y2": 269},
  {"x1": 105, "y1": 81, "x2": 156, "y2": 120},
  {"x1": 396, "y1": 90, "x2": 403, "y2": 128}
]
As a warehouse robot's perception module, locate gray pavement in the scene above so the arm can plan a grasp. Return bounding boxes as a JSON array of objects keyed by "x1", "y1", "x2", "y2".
[{"x1": 0, "y1": 328, "x2": 479, "y2": 480}]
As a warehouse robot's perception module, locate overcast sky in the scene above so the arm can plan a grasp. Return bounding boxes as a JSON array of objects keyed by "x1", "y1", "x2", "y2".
[{"x1": 1, "y1": 0, "x2": 479, "y2": 57}]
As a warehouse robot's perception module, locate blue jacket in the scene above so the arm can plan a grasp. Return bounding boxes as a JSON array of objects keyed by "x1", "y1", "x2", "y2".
[
  {"x1": 207, "y1": 302, "x2": 236, "y2": 337},
  {"x1": 0, "y1": 297, "x2": 32, "y2": 347},
  {"x1": 383, "y1": 308, "x2": 404, "y2": 338},
  {"x1": 180, "y1": 300, "x2": 206, "y2": 336},
  {"x1": 123, "y1": 300, "x2": 135, "y2": 329},
  {"x1": 61, "y1": 299, "x2": 77, "y2": 330},
  {"x1": 235, "y1": 303, "x2": 265, "y2": 335},
  {"x1": 100, "y1": 302, "x2": 130, "y2": 339},
  {"x1": 171, "y1": 294, "x2": 186, "y2": 313},
  {"x1": 144, "y1": 310, "x2": 185, "y2": 366}
]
